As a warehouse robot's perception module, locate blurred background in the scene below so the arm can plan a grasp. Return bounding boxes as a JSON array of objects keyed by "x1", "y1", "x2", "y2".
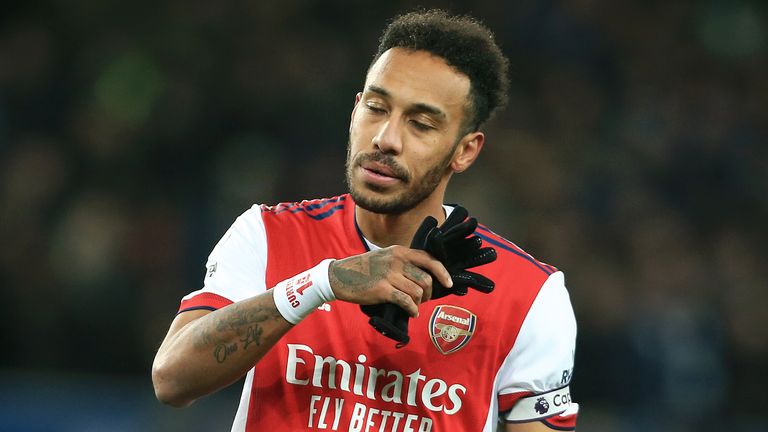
[{"x1": 1, "y1": 0, "x2": 766, "y2": 431}]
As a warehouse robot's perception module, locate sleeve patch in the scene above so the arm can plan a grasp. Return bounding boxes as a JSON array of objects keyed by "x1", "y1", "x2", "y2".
[{"x1": 501, "y1": 385, "x2": 573, "y2": 423}]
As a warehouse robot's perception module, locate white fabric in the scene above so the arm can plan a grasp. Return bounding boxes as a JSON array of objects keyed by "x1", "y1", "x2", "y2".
[
  {"x1": 273, "y1": 259, "x2": 336, "y2": 324},
  {"x1": 503, "y1": 385, "x2": 572, "y2": 422},
  {"x1": 495, "y1": 271, "x2": 578, "y2": 422},
  {"x1": 187, "y1": 204, "x2": 578, "y2": 430},
  {"x1": 231, "y1": 368, "x2": 255, "y2": 432},
  {"x1": 181, "y1": 205, "x2": 268, "y2": 304}
]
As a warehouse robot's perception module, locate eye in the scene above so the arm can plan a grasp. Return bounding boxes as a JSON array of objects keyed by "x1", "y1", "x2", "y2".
[
  {"x1": 365, "y1": 103, "x2": 386, "y2": 114},
  {"x1": 409, "y1": 120, "x2": 434, "y2": 132}
]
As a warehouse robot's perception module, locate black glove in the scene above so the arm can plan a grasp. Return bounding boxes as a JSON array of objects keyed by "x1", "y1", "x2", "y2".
[{"x1": 361, "y1": 205, "x2": 497, "y2": 347}]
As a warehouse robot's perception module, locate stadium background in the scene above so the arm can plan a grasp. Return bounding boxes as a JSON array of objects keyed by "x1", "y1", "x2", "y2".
[{"x1": 1, "y1": 0, "x2": 765, "y2": 431}]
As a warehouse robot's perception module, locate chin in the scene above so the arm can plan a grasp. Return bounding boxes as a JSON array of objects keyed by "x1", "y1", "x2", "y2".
[
  {"x1": 347, "y1": 167, "x2": 437, "y2": 215},
  {"x1": 351, "y1": 190, "x2": 398, "y2": 215},
  {"x1": 350, "y1": 183, "x2": 432, "y2": 215}
]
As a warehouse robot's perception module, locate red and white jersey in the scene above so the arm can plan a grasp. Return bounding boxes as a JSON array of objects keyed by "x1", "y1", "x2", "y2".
[{"x1": 179, "y1": 195, "x2": 578, "y2": 431}]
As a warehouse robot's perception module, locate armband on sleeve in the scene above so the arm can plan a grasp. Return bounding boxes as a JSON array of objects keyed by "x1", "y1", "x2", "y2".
[{"x1": 501, "y1": 385, "x2": 574, "y2": 422}]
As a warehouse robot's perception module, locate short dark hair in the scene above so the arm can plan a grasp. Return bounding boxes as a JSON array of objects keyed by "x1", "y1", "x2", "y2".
[{"x1": 373, "y1": 9, "x2": 510, "y2": 133}]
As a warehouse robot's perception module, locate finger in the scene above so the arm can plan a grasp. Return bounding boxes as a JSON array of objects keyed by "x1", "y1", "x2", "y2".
[
  {"x1": 401, "y1": 262, "x2": 433, "y2": 301},
  {"x1": 454, "y1": 247, "x2": 497, "y2": 269},
  {"x1": 453, "y1": 271, "x2": 495, "y2": 293},
  {"x1": 392, "y1": 273, "x2": 426, "y2": 305},
  {"x1": 406, "y1": 249, "x2": 453, "y2": 288},
  {"x1": 441, "y1": 217, "x2": 478, "y2": 243},
  {"x1": 449, "y1": 279, "x2": 470, "y2": 296},
  {"x1": 410, "y1": 216, "x2": 438, "y2": 249},
  {"x1": 442, "y1": 205, "x2": 468, "y2": 229},
  {"x1": 425, "y1": 233, "x2": 448, "y2": 262},
  {"x1": 444, "y1": 236, "x2": 483, "y2": 260},
  {"x1": 388, "y1": 288, "x2": 419, "y2": 317}
]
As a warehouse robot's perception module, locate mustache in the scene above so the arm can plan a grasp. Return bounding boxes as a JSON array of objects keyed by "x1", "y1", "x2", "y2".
[{"x1": 354, "y1": 152, "x2": 410, "y2": 183}]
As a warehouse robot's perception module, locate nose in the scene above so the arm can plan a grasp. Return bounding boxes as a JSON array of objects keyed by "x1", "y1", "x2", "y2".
[{"x1": 372, "y1": 118, "x2": 403, "y2": 155}]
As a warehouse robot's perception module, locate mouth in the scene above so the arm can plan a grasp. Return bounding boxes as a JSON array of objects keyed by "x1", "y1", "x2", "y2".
[
  {"x1": 361, "y1": 162, "x2": 400, "y2": 180},
  {"x1": 358, "y1": 162, "x2": 404, "y2": 187}
]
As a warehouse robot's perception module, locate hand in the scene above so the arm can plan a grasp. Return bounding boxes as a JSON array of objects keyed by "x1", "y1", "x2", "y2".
[
  {"x1": 361, "y1": 206, "x2": 497, "y2": 346},
  {"x1": 328, "y1": 246, "x2": 452, "y2": 318}
]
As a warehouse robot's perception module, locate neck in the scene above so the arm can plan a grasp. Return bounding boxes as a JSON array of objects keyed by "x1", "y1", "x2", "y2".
[{"x1": 355, "y1": 191, "x2": 447, "y2": 248}]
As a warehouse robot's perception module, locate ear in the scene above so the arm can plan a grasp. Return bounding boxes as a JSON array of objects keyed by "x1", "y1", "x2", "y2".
[
  {"x1": 451, "y1": 131, "x2": 485, "y2": 173},
  {"x1": 350, "y1": 92, "x2": 363, "y2": 132}
]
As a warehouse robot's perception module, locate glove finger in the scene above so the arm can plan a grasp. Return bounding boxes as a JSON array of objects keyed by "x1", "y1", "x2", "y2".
[
  {"x1": 441, "y1": 205, "x2": 468, "y2": 230},
  {"x1": 443, "y1": 236, "x2": 483, "y2": 260},
  {"x1": 441, "y1": 217, "x2": 478, "y2": 243},
  {"x1": 450, "y1": 278, "x2": 470, "y2": 296},
  {"x1": 368, "y1": 316, "x2": 410, "y2": 345},
  {"x1": 410, "y1": 216, "x2": 438, "y2": 249},
  {"x1": 423, "y1": 225, "x2": 449, "y2": 261},
  {"x1": 460, "y1": 235, "x2": 483, "y2": 250},
  {"x1": 429, "y1": 281, "x2": 452, "y2": 300},
  {"x1": 360, "y1": 303, "x2": 385, "y2": 318},
  {"x1": 365, "y1": 303, "x2": 411, "y2": 346},
  {"x1": 453, "y1": 271, "x2": 495, "y2": 293},
  {"x1": 453, "y1": 246, "x2": 497, "y2": 269}
]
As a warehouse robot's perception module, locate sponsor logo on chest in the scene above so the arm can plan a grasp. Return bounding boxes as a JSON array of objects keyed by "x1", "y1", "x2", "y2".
[
  {"x1": 284, "y1": 343, "x2": 468, "y2": 430},
  {"x1": 429, "y1": 305, "x2": 477, "y2": 355}
]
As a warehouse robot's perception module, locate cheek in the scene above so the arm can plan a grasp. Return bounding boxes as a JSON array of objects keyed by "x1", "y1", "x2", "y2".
[
  {"x1": 348, "y1": 129, "x2": 363, "y2": 156},
  {"x1": 349, "y1": 114, "x2": 368, "y2": 145},
  {"x1": 413, "y1": 142, "x2": 455, "y2": 175}
]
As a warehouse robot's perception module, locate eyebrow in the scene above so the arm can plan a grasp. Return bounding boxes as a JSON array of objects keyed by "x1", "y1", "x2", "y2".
[{"x1": 366, "y1": 85, "x2": 447, "y2": 121}]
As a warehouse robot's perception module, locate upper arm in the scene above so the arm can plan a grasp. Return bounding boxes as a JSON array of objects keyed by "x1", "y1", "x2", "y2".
[
  {"x1": 156, "y1": 309, "x2": 212, "y2": 354},
  {"x1": 177, "y1": 205, "x2": 268, "y2": 313},
  {"x1": 497, "y1": 271, "x2": 579, "y2": 429}
]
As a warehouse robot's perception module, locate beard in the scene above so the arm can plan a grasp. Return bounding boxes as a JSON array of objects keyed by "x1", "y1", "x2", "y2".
[{"x1": 345, "y1": 139, "x2": 458, "y2": 215}]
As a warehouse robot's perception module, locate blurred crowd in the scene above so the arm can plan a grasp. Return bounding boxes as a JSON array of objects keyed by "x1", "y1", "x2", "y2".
[{"x1": 1, "y1": 1, "x2": 766, "y2": 430}]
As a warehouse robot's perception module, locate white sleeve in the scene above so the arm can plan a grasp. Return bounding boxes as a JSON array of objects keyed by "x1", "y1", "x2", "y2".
[
  {"x1": 179, "y1": 205, "x2": 268, "y2": 309},
  {"x1": 497, "y1": 271, "x2": 578, "y2": 421}
]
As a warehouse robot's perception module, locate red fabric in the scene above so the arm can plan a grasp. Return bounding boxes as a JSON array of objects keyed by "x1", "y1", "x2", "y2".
[
  {"x1": 178, "y1": 291, "x2": 233, "y2": 313},
  {"x1": 497, "y1": 390, "x2": 533, "y2": 412},
  {"x1": 542, "y1": 412, "x2": 578, "y2": 430},
  {"x1": 235, "y1": 194, "x2": 552, "y2": 431}
]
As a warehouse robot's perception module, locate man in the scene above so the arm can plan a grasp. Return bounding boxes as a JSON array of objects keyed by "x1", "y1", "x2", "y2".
[{"x1": 152, "y1": 9, "x2": 578, "y2": 431}]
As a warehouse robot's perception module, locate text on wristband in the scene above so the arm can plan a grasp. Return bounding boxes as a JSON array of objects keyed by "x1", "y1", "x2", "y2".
[{"x1": 286, "y1": 274, "x2": 313, "y2": 308}]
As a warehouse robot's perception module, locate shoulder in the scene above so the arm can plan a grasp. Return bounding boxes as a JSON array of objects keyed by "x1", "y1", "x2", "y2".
[
  {"x1": 259, "y1": 194, "x2": 349, "y2": 221},
  {"x1": 464, "y1": 219, "x2": 573, "y2": 338},
  {"x1": 474, "y1": 223, "x2": 559, "y2": 286}
]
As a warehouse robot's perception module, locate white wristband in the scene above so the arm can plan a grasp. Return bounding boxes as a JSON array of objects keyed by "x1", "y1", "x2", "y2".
[{"x1": 273, "y1": 259, "x2": 336, "y2": 324}]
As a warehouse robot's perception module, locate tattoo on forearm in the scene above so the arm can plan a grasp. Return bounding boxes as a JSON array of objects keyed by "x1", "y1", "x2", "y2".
[
  {"x1": 240, "y1": 325, "x2": 263, "y2": 350},
  {"x1": 214, "y1": 342, "x2": 238, "y2": 363},
  {"x1": 214, "y1": 301, "x2": 281, "y2": 333},
  {"x1": 189, "y1": 296, "x2": 283, "y2": 363}
]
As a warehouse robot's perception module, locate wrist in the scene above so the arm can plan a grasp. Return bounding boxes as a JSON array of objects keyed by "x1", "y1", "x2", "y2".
[{"x1": 273, "y1": 259, "x2": 336, "y2": 324}]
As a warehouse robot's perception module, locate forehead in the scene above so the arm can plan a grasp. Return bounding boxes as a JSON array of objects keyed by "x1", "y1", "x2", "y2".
[{"x1": 365, "y1": 48, "x2": 471, "y2": 118}]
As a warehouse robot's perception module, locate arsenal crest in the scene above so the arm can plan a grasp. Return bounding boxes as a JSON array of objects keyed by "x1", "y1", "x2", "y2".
[{"x1": 429, "y1": 305, "x2": 477, "y2": 355}]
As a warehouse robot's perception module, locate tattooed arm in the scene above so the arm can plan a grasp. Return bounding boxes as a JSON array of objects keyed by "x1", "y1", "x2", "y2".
[
  {"x1": 151, "y1": 246, "x2": 450, "y2": 407},
  {"x1": 151, "y1": 291, "x2": 289, "y2": 407}
]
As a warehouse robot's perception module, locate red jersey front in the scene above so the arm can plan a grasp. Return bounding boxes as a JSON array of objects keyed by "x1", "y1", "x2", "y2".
[{"x1": 178, "y1": 195, "x2": 578, "y2": 431}]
